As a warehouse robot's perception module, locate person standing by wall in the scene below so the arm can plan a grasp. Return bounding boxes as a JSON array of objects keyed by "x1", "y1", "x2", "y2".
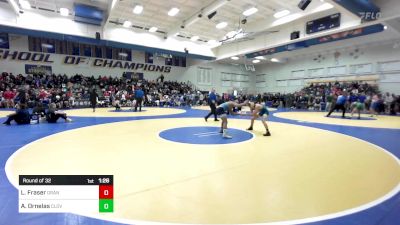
[
  {"x1": 158, "y1": 74, "x2": 164, "y2": 83},
  {"x1": 90, "y1": 88, "x2": 98, "y2": 112},
  {"x1": 204, "y1": 88, "x2": 219, "y2": 122}
]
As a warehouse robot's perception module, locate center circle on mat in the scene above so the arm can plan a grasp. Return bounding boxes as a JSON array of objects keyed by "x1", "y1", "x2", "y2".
[
  {"x1": 328, "y1": 115, "x2": 376, "y2": 120},
  {"x1": 108, "y1": 109, "x2": 147, "y2": 112},
  {"x1": 159, "y1": 126, "x2": 253, "y2": 144}
]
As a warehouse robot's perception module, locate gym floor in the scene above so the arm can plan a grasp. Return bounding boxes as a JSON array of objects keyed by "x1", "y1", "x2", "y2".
[{"x1": 1, "y1": 107, "x2": 399, "y2": 225}]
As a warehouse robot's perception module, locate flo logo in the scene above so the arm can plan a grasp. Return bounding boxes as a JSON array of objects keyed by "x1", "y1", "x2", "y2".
[{"x1": 359, "y1": 12, "x2": 382, "y2": 21}]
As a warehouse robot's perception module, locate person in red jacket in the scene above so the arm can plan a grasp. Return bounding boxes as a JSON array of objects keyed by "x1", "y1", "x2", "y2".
[{"x1": 3, "y1": 87, "x2": 15, "y2": 108}]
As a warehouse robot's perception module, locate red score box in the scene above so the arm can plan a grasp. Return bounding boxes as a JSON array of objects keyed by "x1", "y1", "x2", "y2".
[{"x1": 99, "y1": 185, "x2": 113, "y2": 199}]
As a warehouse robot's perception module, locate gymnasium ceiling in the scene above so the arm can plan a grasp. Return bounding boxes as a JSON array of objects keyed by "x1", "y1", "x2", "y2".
[
  {"x1": 1, "y1": 0, "x2": 400, "y2": 64},
  {"x1": 2, "y1": 0, "x2": 334, "y2": 43},
  {"x1": 107, "y1": 0, "x2": 324, "y2": 42}
]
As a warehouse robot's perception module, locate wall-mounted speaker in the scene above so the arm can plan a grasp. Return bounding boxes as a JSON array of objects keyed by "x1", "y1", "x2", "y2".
[
  {"x1": 291, "y1": 31, "x2": 300, "y2": 40},
  {"x1": 208, "y1": 11, "x2": 217, "y2": 20},
  {"x1": 298, "y1": 0, "x2": 312, "y2": 10},
  {"x1": 95, "y1": 32, "x2": 101, "y2": 40}
]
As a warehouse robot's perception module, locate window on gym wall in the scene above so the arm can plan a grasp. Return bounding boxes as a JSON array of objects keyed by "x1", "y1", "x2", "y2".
[
  {"x1": 181, "y1": 57, "x2": 186, "y2": 67},
  {"x1": 80, "y1": 44, "x2": 92, "y2": 57},
  {"x1": 0, "y1": 33, "x2": 10, "y2": 49},
  {"x1": 105, "y1": 47, "x2": 113, "y2": 59},
  {"x1": 41, "y1": 38, "x2": 55, "y2": 53},
  {"x1": 28, "y1": 36, "x2": 42, "y2": 52},
  {"x1": 94, "y1": 46, "x2": 103, "y2": 58},
  {"x1": 25, "y1": 35, "x2": 183, "y2": 65},
  {"x1": 71, "y1": 42, "x2": 80, "y2": 55},
  {"x1": 55, "y1": 40, "x2": 67, "y2": 54},
  {"x1": 145, "y1": 52, "x2": 153, "y2": 64},
  {"x1": 114, "y1": 48, "x2": 132, "y2": 61}
]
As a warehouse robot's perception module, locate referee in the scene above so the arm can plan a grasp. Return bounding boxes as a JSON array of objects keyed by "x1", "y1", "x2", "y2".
[
  {"x1": 134, "y1": 86, "x2": 144, "y2": 112},
  {"x1": 326, "y1": 91, "x2": 348, "y2": 118},
  {"x1": 204, "y1": 88, "x2": 219, "y2": 122}
]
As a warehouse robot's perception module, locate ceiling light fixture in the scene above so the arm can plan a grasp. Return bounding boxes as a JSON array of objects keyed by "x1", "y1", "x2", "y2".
[
  {"x1": 255, "y1": 56, "x2": 265, "y2": 60},
  {"x1": 271, "y1": 58, "x2": 280, "y2": 62},
  {"x1": 60, "y1": 8, "x2": 69, "y2": 16},
  {"x1": 313, "y1": 3, "x2": 334, "y2": 12},
  {"x1": 190, "y1": 36, "x2": 199, "y2": 41},
  {"x1": 168, "y1": 7, "x2": 180, "y2": 16},
  {"x1": 41, "y1": 43, "x2": 53, "y2": 48},
  {"x1": 149, "y1": 27, "x2": 158, "y2": 32},
  {"x1": 252, "y1": 59, "x2": 261, "y2": 63},
  {"x1": 384, "y1": 25, "x2": 388, "y2": 30},
  {"x1": 123, "y1": 21, "x2": 132, "y2": 27},
  {"x1": 19, "y1": 0, "x2": 30, "y2": 9},
  {"x1": 243, "y1": 7, "x2": 258, "y2": 17},
  {"x1": 216, "y1": 21, "x2": 228, "y2": 29},
  {"x1": 274, "y1": 9, "x2": 290, "y2": 18},
  {"x1": 133, "y1": 5, "x2": 143, "y2": 14},
  {"x1": 231, "y1": 56, "x2": 239, "y2": 60},
  {"x1": 226, "y1": 31, "x2": 236, "y2": 38},
  {"x1": 208, "y1": 40, "x2": 217, "y2": 44}
]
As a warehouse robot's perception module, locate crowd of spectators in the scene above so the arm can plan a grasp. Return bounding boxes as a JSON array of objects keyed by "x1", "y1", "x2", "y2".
[
  {"x1": 254, "y1": 81, "x2": 400, "y2": 115},
  {"x1": 1, "y1": 72, "x2": 399, "y2": 116},
  {"x1": 0, "y1": 72, "x2": 201, "y2": 109}
]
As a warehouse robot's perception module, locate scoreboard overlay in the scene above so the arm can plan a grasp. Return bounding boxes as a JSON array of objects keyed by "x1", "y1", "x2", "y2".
[{"x1": 19, "y1": 175, "x2": 113, "y2": 213}]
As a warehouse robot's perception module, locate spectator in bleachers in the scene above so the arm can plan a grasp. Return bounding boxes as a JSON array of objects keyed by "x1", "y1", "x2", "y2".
[{"x1": 3, "y1": 87, "x2": 15, "y2": 108}]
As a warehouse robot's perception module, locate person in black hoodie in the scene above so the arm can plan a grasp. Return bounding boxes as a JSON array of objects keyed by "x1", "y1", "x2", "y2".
[
  {"x1": 90, "y1": 88, "x2": 98, "y2": 112},
  {"x1": 46, "y1": 103, "x2": 72, "y2": 123}
]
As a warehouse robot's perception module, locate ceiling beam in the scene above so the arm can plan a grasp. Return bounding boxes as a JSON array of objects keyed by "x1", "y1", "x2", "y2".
[
  {"x1": 6, "y1": 0, "x2": 20, "y2": 15},
  {"x1": 103, "y1": 0, "x2": 120, "y2": 34}
]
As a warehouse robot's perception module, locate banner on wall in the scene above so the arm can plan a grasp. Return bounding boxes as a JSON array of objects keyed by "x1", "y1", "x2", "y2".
[
  {"x1": 25, "y1": 64, "x2": 52, "y2": 75},
  {"x1": 0, "y1": 50, "x2": 172, "y2": 73}
]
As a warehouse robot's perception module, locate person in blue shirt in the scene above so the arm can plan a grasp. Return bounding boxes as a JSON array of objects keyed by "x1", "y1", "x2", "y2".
[
  {"x1": 326, "y1": 91, "x2": 348, "y2": 118},
  {"x1": 3, "y1": 103, "x2": 31, "y2": 125},
  {"x1": 134, "y1": 86, "x2": 145, "y2": 112},
  {"x1": 216, "y1": 100, "x2": 248, "y2": 139},
  {"x1": 204, "y1": 88, "x2": 219, "y2": 122}
]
